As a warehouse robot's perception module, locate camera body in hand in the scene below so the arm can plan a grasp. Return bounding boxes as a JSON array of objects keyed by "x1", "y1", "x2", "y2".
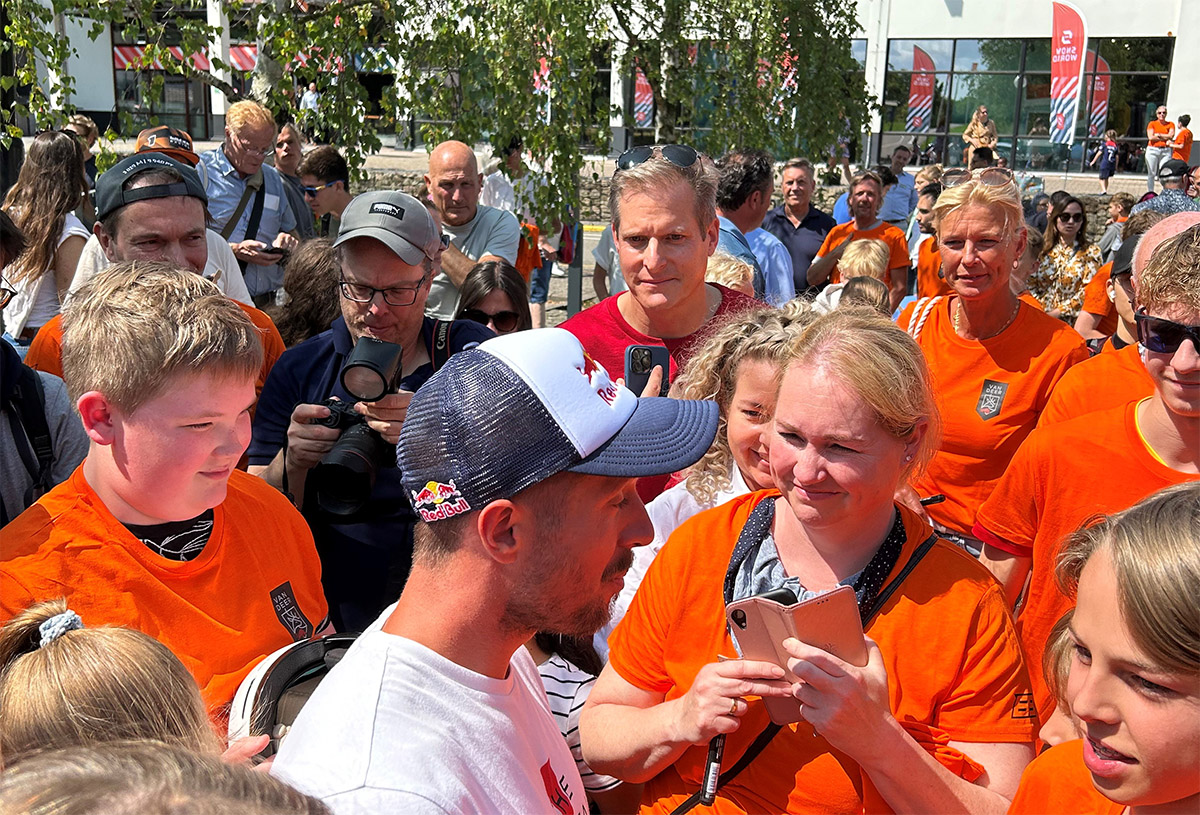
[{"x1": 308, "y1": 338, "x2": 403, "y2": 517}]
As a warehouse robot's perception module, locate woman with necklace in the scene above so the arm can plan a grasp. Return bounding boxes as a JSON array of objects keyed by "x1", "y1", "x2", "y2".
[{"x1": 898, "y1": 168, "x2": 1088, "y2": 553}]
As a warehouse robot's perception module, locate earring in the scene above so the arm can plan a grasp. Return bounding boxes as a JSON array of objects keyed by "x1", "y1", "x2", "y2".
[{"x1": 904, "y1": 454, "x2": 913, "y2": 462}]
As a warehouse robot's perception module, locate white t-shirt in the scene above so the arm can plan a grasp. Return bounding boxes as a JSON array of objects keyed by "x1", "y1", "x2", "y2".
[
  {"x1": 272, "y1": 628, "x2": 587, "y2": 815},
  {"x1": 425, "y1": 204, "x2": 521, "y2": 319},
  {"x1": 70, "y1": 230, "x2": 252, "y2": 305},
  {"x1": 595, "y1": 467, "x2": 750, "y2": 661},
  {"x1": 591, "y1": 225, "x2": 626, "y2": 297},
  {"x1": 6, "y1": 213, "x2": 91, "y2": 335}
]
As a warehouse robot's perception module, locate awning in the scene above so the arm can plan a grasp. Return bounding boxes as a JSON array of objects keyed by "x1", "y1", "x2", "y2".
[{"x1": 113, "y1": 44, "x2": 259, "y2": 72}]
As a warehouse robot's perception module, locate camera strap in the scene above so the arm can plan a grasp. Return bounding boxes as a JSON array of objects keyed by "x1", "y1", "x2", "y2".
[
  {"x1": 669, "y1": 498, "x2": 940, "y2": 815},
  {"x1": 430, "y1": 320, "x2": 452, "y2": 371}
]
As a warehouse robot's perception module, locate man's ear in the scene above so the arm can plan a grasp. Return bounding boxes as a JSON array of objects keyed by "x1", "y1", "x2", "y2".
[
  {"x1": 94, "y1": 221, "x2": 117, "y2": 262},
  {"x1": 475, "y1": 500, "x2": 521, "y2": 565},
  {"x1": 76, "y1": 391, "x2": 118, "y2": 446},
  {"x1": 423, "y1": 173, "x2": 433, "y2": 194}
]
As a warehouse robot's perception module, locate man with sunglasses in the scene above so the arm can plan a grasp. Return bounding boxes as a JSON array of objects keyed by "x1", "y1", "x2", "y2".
[
  {"x1": 298, "y1": 146, "x2": 353, "y2": 239},
  {"x1": 199, "y1": 100, "x2": 299, "y2": 306},
  {"x1": 561, "y1": 144, "x2": 757, "y2": 396},
  {"x1": 1130, "y1": 159, "x2": 1200, "y2": 216},
  {"x1": 0, "y1": 211, "x2": 87, "y2": 527},
  {"x1": 249, "y1": 190, "x2": 493, "y2": 631},
  {"x1": 977, "y1": 212, "x2": 1200, "y2": 729}
]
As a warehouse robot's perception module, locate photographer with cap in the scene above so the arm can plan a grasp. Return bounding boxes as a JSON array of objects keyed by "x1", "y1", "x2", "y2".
[
  {"x1": 1131, "y1": 158, "x2": 1200, "y2": 216},
  {"x1": 67, "y1": 126, "x2": 252, "y2": 305},
  {"x1": 271, "y1": 328, "x2": 718, "y2": 813},
  {"x1": 248, "y1": 190, "x2": 493, "y2": 632},
  {"x1": 22, "y1": 153, "x2": 284, "y2": 414}
]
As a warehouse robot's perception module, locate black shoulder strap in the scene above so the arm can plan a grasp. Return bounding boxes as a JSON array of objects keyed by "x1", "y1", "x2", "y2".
[
  {"x1": 671, "y1": 527, "x2": 942, "y2": 815},
  {"x1": 430, "y1": 320, "x2": 453, "y2": 371},
  {"x1": 243, "y1": 183, "x2": 267, "y2": 244},
  {"x1": 5, "y1": 366, "x2": 54, "y2": 517}
]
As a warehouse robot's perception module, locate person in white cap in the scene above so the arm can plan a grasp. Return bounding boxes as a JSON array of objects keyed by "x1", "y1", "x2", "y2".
[{"x1": 271, "y1": 328, "x2": 719, "y2": 814}]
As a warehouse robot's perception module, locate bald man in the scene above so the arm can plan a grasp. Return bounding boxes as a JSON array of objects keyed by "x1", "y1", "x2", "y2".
[{"x1": 423, "y1": 140, "x2": 521, "y2": 319}]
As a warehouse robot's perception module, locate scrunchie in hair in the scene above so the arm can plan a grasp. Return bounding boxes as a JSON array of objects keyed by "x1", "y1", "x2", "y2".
[{"x1": 38, "y1": 610, "x2": 84, "y2": 648}]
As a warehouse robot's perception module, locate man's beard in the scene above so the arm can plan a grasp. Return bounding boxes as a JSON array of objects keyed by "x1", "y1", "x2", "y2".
[{"x1": 502, "y1": 547, "x2": 635, "y2": 640}]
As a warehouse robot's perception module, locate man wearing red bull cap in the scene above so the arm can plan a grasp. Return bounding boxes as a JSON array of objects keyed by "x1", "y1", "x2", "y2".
[{"x1": 272, "y1": 328, "x2": 718, "y2": 814}]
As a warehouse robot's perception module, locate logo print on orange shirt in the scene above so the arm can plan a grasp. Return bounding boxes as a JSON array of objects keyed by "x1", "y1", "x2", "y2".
[
  {"x1": 269, "y1": 581, "x2": 313, "y2": 641},
  {"x1": 976, "y1": 379, "x2": 1009, "y2": 421},
  {"x1": 539, "y1": 760, "x2": 576, "y2": 815}
]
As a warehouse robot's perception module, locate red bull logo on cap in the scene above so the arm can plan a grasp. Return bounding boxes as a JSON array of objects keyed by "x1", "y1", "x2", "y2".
[
  {"x1": 576, "y1": 353, "x2": 619, "y2": 406},
  {"x1": 411, "y1": 479, "x2": 471, "y2": 522}
]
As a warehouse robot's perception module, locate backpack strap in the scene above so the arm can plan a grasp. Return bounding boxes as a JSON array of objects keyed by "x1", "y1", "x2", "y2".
[
  {"x1": 4, "y1": 366, "x2": 54, "y2": 522},
  {"x1": 906, "y1": 295, "x2": 943, "y2": 342}
]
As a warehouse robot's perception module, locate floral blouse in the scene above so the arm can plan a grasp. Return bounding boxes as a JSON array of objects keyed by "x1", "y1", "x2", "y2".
[{"x1": 1029, "y1": 242, "x2": 1103, "y2": 317}]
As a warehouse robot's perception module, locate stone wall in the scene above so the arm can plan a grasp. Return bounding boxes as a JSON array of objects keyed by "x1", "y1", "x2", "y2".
[{"x1": 362, "y1": 169, "x2": 1112, "y2": 242}]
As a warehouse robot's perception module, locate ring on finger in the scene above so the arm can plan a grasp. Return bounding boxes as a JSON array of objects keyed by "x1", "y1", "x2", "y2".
[{"x1": 729, "y1": 697, "x2": 740, "y2": 716}]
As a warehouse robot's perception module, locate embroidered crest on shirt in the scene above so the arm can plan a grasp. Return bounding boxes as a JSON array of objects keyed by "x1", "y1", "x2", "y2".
[
  {"x1": 270, "y1": 581, "x2": 313, "y2": 641},
  {"x1": 976, "y1": 379, "x2": 1009, "y2": 421},
  {"x1": 539, "y1": 760, "x2": 576, "y2": 815},
  {"x1": 1011, "y1": 692, "x2": 1038, "y2": 719}
]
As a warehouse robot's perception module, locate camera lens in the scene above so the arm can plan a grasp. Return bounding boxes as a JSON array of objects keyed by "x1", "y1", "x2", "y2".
[
  {"x1": 731, "y1": 610, "x2": 747, "y2": 629},
  {"x1": 632, "y1": 348, "x2": 651, "y2": 373}
]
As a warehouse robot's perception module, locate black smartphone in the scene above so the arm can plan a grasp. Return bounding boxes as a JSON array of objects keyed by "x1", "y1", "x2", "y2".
[{"x1": 624, "y1": 344, "x2": 670, "y2": 396}]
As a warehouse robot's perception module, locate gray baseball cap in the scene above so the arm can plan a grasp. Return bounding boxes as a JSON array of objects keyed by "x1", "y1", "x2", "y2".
[{"x1": 333, "y1": 191, "x2": 442, "y2": 265}]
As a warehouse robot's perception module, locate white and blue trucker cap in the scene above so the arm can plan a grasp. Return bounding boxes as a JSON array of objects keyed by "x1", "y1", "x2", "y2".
[{"x1": 397, "y1": 328, "x2": 718, "y2": 523}]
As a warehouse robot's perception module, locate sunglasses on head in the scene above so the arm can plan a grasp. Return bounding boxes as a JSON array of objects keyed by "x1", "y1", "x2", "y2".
[
  {"x1": 1136, "y1": 312, "x2": 1200, "y2": 354},
  {"x1": 1057, "y1": 212, "x2": 1084, "y2": 224},
  {"x1": 461, "y1": 308, "x2": 520, "y2": 333},
  {"x1": 941, "y1": 167, "x2": 1014, "y2": 188},
  {"x1": 615, "y1": 144, "x2": 700, "y2": 172}
]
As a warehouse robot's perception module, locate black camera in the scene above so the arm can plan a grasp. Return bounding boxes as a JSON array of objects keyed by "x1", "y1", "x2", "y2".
[{"x1": 308, "y1": 338, "x2": 403, "y2": 516}]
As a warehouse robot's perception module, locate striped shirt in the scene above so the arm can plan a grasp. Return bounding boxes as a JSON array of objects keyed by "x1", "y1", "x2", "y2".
[{"x1": 536, "y1": 654, "x2": 623, "y2": 793}]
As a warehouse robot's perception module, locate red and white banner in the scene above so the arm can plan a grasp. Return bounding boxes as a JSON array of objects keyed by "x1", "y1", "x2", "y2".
[
  {"x1": 633, "y1": 68, "x2": 654, "y2": 128},
  {"x1": 905, "y1": 46, "x2": 935, "y2": 132},
  {"x1": 1085, "y1": 50, "x2": 1111, "y2": 138},
  {"x1": 1049, "y1": 0, "x2": 1087, "y2": 144},
  {"x1": 113, "y1": 44, "x2": 258, "y2": 72}
]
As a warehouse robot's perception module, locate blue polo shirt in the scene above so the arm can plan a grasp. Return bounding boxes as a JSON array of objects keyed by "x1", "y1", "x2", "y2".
[
  {"x1": 248, "y1": 315, "x2": 493, "y2": 553},
  {"x1": 761, "y1": 204, "x2": 836, "y2": 294},
  {"x1": 199, "y1": 146, "x2": 298, "y2": 296}
]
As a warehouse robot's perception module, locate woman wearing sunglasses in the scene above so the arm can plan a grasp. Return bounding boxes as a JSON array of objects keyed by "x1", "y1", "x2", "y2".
[
  {"x1": 1030, "y1": 195, "x2": 1102, "y2": 321},
  {"x1": 897, "y1": 167, "x2": 1087, "y2": 553},
  {"x1": 455, "y1": 259, "x2": 532, "y2": 335}
]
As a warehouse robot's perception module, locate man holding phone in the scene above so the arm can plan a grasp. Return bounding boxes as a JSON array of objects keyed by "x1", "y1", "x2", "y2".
[
  {"x1": 248, "y1": 191, "x2": 493, "y2": 631},
  {"x1": 562, "y1": 145, "x2": 757, "y2": 395}
]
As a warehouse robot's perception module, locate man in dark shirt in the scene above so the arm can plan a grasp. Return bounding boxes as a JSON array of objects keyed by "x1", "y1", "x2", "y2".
[
  {"x1": 248, "y1": 190, "x2": 493, "y2": 630},
  {"x1": 761, "y1": 157, "x2": 835, "y2": 295}
]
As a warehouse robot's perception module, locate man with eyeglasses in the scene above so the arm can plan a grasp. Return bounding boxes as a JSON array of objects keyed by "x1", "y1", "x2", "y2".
[
  {"x1": 199, "y1": 100, "x2": 299, "y2": 306},
  {"x1": 0, "y1": 210, "x2": 88, "y2": 527},
  {"x1": 1145, "y1": 105, "x2": 1175, "y2": 193},
  {"x1": 1130, "y1": 159, "x2": 1200, "y2": 216},
  {"x1": 298, "y1": 146, "x2": 353, "y2": 239},
  {"x1": 977, "y1": 212, "x2": 1200, "y2": 732},
  {"x1": 248, "y1": 190, "x2": 493, "y2": 631}
]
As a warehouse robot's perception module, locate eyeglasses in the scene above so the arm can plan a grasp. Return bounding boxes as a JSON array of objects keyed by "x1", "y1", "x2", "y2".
[
  {"x1": 230, "y1": 131, "x2": 274, "y2": 157},
  {"x1": 615, "y1": 144, "x2": 700, "y2": 172},
  {"x1": 1057, "y1": 212, "x2": 1084, "y2": 224},
  {"x1": 0, "y1": 284, "x2": 15, "y2": 310},
  {"x1": 302, "y1": 180, "x2": 341, "y2": 197},
  {"x1": 460, "y1": 308, "x2": 520, "y2": 333},
  {"x1": 1157, "y1": 109, "x2": 1168, "y2": 116},
  {"x1": 941, "y1": 167, "x2": 1014, "y2": 188},
  {"x1": 338, "y1": 276, "x2": 429, "y2": 307},
  {"x1": 1135, "y1": 312, "x2": 1200, "y2": 354}
]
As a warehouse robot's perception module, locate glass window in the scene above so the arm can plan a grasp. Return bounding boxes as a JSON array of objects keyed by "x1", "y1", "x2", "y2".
[
  {"x1": 850, "y1": 39, "x2": 867, "y2": 69},
  {"x1": 950, "y1": 73, "x2": 1016, "y2": 136},
  {"x1": 1023, "y1": 39, "x2": 1051, "y2": 73},
  {"x1": 881, "y1": 71, "x2": 950, "y2": 133},
  {"x1": 1019, "y1": 73, "x2": 1052, "y2": 136},
  {"x1": 886, "y1": 40, "x2": 952, "y2": 73},
  {"x1": 953, "y1": 39, "x2": 1023, "y2": 73},
  {"x1": 1094, "y1": 38, "x2": 1174, "y2": 73}
]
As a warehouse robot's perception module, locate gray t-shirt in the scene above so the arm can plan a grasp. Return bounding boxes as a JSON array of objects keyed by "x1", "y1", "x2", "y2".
[
  {"x1": 425, "y1": 205, "x2": 521, "y2": 319},
  {"x1": 1, "y1": 369, "x2": 88, "y2": 524}
]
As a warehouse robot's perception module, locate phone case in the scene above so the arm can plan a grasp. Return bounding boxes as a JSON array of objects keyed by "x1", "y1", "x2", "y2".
[
  {"x1": 623, "y1": 345, "x2": 670, "y2": 396},
  {"x1": 725, "y1": 586, "x2": 868, "y2": 725}
]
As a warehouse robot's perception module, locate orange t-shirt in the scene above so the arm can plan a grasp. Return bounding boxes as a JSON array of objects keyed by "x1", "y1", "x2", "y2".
[
  {"x1": 0, "y1": 467, "x2": 328, "y2": 719},
  {"x1": 897, "y1": 297, "x2": 1088, "y2": 536},
  {"x1": 25, "y1": 303, "x2": 285, "y2": 406},
  {"x1": 1017, "y1": 291, "x2": 1043, "y2": 310},
  {"x1": 1007, "y1": 740, "x2": 1123, "y2": 814},
  {"x1": 915, "y1": 236, "x2": 952, "y2": 298},
  {"x1": 1147, "y1": 119, "x2": 1175, "y2": 148},
  {"x1": 1039, "y1": 343, "x2": 1154, "y2": 426},
  {"x1": 1079, "y1": 262, "x2": 1118, "y2": 337},
  {"x1": 974, "y1": 401, "x2": 1200, "y2": 723},
  {"x1": 1173, "y1": 127, "x2": 1193, "y2": 162},
  {"x1": 609, "y1": 492, "x2": 1036, "y2": 815},
  {"x1": 816, "y1": 220, "x2": 910, "y2": 286}
]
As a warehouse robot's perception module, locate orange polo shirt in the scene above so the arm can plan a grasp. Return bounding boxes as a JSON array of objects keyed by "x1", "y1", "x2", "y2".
[
  {"x1": 1079, "y1": 261, "x2": 1118, "y2": 337},
  {"x1": 915, "y1": 236, "x2": 953, "y2": 298},
  {"x1": 1173, "y1": 127, "x2": 1193, "y2": 162},
  {"x1": 816, "y1": 220, "x2": 909, "y2": 286}
]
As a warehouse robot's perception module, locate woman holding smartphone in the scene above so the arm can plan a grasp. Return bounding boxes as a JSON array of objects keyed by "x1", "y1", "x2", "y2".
[
  {"x1": 581, "y1": 308, "x2": 1037, "y2": 814},
  {"x1": 1009, "y1": 482, "x2": 1199, "y2": 814}
]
